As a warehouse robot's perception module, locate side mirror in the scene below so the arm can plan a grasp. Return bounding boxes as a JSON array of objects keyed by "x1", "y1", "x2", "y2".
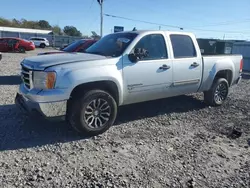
[
  {"x1": 128, "y1": 53, "x2": 138, "y2": 63},
  {"x1": 128, "y1": 48, "x2": 148, "y2": 63}
]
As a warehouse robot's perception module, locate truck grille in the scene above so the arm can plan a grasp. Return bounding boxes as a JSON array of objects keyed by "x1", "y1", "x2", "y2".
[{"x1": 21, "y1": 65, "x2": 32, "y2": 89}]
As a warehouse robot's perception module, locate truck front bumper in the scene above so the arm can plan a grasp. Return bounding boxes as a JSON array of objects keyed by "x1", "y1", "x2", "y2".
[{"x1": 15, "y1": 85, "x2": 68, "y2": 121}]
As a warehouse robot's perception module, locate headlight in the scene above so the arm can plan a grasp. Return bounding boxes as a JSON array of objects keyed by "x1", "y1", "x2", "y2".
[{"x1": 33, "y1": 71, "x2": 56, "y2": 89}]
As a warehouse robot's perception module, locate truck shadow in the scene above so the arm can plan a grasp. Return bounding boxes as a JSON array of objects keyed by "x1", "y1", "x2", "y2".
[
  {"x1": 115, "y1": 95, "x2": 207, "y2": 125},
  {"x1": 0, "y1": 104, "x2": 82, "y2": 151},
  {"x1": 0, "y1": 75, "x2": 22, "y2": 85},
  {"x1": 0, "y1": 95, "x2": 207, "y2": 151}
]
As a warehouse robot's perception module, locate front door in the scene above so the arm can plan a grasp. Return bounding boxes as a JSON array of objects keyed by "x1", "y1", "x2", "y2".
[
  {"x1": 170, "y1": 34, "x2": 202, "y2": 95},
  {"x1": 123, "y1": 33, "x2": 173, "y2": 104}
]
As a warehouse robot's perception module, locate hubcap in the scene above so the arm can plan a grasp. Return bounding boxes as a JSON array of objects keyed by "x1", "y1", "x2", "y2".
[
  {"x1": 84, "y1": 98, "x2": 111, "y2": 129},
  {"x1": 214, "y1": 83, "x2": 228, "y2": 103}
]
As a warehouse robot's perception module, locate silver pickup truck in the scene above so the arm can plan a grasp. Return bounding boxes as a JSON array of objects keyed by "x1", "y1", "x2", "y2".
[{"x1": 15, "y1": 30, "x2": 243, "y2": 136}]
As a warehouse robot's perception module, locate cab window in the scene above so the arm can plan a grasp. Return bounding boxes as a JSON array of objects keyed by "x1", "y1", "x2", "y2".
[{"x1": 133, "y1": 34, "x2": 168, "y2": 60}]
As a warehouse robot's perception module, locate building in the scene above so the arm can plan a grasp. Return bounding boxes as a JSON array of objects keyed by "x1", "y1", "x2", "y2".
[
  {"x1": 0, "y1": 26, "x2": 52, "y2": 38},
  {"x1": 232, "y1": 41, "x2": 250, "y2": 72},
  {"x1": 0, "y1": 26, "x2": 84, "y2": 48}
]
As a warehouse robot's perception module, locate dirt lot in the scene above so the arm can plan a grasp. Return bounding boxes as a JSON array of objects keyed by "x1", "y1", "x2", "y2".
[{"x1": 0, "y1": 49, "x2": 249, "y2": 188}]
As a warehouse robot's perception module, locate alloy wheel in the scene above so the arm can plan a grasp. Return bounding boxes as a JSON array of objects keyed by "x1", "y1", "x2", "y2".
[{"x1": 83, "y1": 98, "x2": 111, "y2": 129}]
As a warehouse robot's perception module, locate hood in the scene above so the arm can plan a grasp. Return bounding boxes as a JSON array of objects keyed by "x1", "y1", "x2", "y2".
[
  {"x1": 37, "y1": 51, "x2": 66, "y2": 55},
  {"x1": 21, "y1": 53, "x2": 107, "y2": 70}
]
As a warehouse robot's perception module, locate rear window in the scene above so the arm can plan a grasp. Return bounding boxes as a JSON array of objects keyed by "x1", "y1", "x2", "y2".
[
  {"x1": 170, "y1": 34, "x2": 197, "y2": 58},
  {"x1": 30, "y1": 38, "x2": 44, "y2": 41},
  {"x1": 22, "y1": 39, "x2": 31, "y2": 43},
  {"x1": 63, "y1": 40, "x2": 86, "y2": 52}
]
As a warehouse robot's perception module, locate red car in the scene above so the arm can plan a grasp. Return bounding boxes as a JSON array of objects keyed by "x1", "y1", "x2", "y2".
[
  {"x1": 0, "y1": 37, "x2": 35, "y2": 53},
  {"x1": 38, "y1": 39, "x2": 97, "y2": 55}
]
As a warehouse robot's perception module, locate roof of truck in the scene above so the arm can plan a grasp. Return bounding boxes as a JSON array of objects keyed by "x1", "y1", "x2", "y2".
[{"x1": 112, "y1": 30, "x2": 195, "y2": 37}]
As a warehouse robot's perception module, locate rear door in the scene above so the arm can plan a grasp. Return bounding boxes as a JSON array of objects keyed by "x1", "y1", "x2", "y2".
[
  {"x1": 169, "y1": 34, "x2": 202, "y2": 95},
  {"x1": 0, "y1": 39, "x2": 8, "y2": 52}
]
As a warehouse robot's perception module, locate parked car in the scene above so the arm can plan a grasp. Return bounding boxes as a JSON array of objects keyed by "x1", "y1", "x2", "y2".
[
  {"x1": 29, "y1": 37, "x2": 49, "y2": 48},
  {"x1": 38, "y1": 39, "x2": 97, "y2": 55},
  {"x1": 15, "y1": 30, "x2": 243, "y2": 136},
  {"x1": 0, "y1": 37, "x2": 35, "y2": 53}
]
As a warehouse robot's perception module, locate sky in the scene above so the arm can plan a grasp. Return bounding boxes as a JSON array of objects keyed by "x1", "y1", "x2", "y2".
[{"x1": 1, "y1": 0, "x2": 250, "y2": 40}]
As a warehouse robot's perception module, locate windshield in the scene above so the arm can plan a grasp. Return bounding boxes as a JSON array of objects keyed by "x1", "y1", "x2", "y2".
[
  {"x1": 63, "y1": 40, "x2": 86, "y2": 52},
  {"x1": 85, "y1": 33, "x2": 138, "y2": 57}
]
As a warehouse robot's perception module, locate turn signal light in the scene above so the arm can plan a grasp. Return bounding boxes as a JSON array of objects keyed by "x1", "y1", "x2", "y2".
[{"x1": 46, "y1": 72, "x2": 56, "y2": 89}]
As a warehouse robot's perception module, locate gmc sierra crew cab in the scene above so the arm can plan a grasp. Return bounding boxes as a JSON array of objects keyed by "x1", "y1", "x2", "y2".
[{"x1": 15, "y1": 30, "x2": 243, "y2": 136}]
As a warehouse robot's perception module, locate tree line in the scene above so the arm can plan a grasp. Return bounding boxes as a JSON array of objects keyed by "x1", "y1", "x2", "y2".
[{"x1": 0, "y1": 17, "x2": 83, "y2": 37}]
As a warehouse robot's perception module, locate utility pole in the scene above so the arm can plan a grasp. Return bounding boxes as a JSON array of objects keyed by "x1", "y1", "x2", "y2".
[{"x1": 97, "y1": 0, "x2": 103, "y2": 37}]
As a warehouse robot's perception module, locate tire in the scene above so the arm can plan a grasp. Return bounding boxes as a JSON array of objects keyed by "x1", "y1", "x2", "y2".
[
  {"x1": 67, "y1": 90, "x2": 117, "y2": 136},
  {"x1": 40, "y1": 43, "x2": 46, "y2": 48},
  {"x1": 204, "y1": 78, "x2": 229, "y2": 106},
  {"x1": 18, "y1": 46, "x2": 26, "y2": 53}
]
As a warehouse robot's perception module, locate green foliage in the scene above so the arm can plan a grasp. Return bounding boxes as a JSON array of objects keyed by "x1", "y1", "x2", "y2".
[
  {"x1": 0, "y1": 17, "x2": 83, "y2": 36},
  {"x1": 52, "y1": 25, "x2": 63, "y2": 35},
  {"x1": 0, "y1": 17, "x2": 12, "y2": 27},
  {"x1": 38, "y1": 20, "x2": 52, "y2": 29},
  {"x1": 63, "y1": 26, "x2": 82, "y2": 37}
]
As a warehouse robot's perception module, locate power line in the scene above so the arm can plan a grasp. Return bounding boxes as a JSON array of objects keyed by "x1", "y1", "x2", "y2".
[
  {"x1": 194, "y1": 19, "x2": 250, "y2": 27},
  {"x1": 187, "y1": 27, "x2": 250, "y2": 34},
  {"x1": 82, "y1": 0, "x2": 98, "y2": 35},
  {"x1": 104, "y1": 14, "x2": 181, "y2": 29},
  {"x1": 104, "y1": 13, "x2": 250, "y2": 34}
]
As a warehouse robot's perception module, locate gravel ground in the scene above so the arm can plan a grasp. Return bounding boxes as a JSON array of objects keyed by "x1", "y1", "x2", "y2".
[{"x1": 0, "y1": 49, "x2": 249, "y2": 188}]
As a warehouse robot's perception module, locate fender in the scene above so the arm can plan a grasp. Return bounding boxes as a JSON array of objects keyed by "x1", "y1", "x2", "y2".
[
  {"x1": 206, "y1": 58, "x2": 235, "y2": 91},
  {"x1": 51, "y1": 64, "x2": 124, "y2": 105}
]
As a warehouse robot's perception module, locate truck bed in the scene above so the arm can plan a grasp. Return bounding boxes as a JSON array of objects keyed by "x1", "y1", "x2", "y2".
[{"x1": 198, "y1": 54, "x2": 243, "y2": 92}]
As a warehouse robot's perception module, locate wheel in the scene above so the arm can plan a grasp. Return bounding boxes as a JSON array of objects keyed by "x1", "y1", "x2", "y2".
[
  {"x1": 18, "y1": 46, "x2": 26, "y2": 53},
  {"x1": 68, "y1": 90, "x2": 117, "y2": 136},
  {"x1": 40, "y1": 43, "x2": 46, "y2": 48},
  {"x1": 204, "y1": 78, "x2": 229, "y2": 106}
]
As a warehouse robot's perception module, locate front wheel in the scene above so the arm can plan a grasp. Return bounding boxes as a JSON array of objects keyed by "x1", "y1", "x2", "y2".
[
  {"x1": 40, "y1": 43, "x2": 46, "y2": 48},
  {"x1": 68, "y1": 90, "x2": 117, "y2": 136},
  {"x1": 204, "y1": 78, "x2": 229, "y2": 106}
]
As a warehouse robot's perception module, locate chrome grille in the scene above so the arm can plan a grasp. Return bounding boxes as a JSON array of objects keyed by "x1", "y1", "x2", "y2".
[{"x1": 21, "y1": 65, "x2": 32, "y2": 89}]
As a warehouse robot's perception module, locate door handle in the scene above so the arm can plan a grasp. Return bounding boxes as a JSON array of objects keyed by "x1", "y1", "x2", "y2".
[
  {"x1": 191, "y1": 62, "x2": 199, "y2": 67},
  {"x1": 159, "y1": 64, "x2": 171, "y2": 70}
]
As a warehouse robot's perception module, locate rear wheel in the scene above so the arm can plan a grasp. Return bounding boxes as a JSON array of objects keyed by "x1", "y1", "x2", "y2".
[
  {"x1": 18, "y1": 46, "x2": 26, "y2": 53},
  {"x1": 204, "y1": 78, "x2": 229, "y2": 106},
  {"x1": 68, "y1": 90, "x2": 117, "y2": 136},
  {"x1": 40, "y1": 43, "x2": 46, "y2": 48}
]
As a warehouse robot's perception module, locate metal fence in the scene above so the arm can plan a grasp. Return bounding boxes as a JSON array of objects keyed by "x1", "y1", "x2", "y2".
[
  {"x1": 0, "y1": 31, "x2": 89, "y2": 48},
  {"x1": 232, "y1": 42, "x2": 250, "y2": 72}
]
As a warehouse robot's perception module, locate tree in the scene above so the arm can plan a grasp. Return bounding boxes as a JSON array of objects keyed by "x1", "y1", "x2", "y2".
[
  {"x1": 0, "y1": 17, "x2": 11, "y2": 27},
  {"x1": 63, "y1": 26, "x2": 82, "y2": 37},
  {"x1": 0, "y1": 17, "x2": 84, "y2": 37},
  {"x1": 38, "y1": 20, "x2": 51, "y2": 29},
  {"x1": 12, "y1": 19, "x2": 21, "y2": 27},
  {"x1": 52, "y1": 25, "x2": 63, "y2": 35}
]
